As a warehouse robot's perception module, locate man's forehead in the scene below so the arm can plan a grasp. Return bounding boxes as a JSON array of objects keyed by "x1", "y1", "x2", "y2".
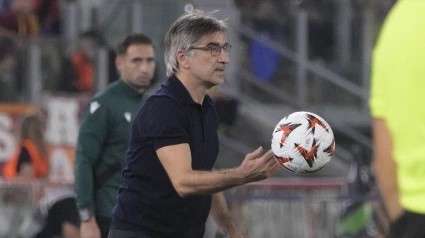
[
  {"x1": 198, "y1": 32, "x2": 228, "y2": 45},
  {"x1": 125, "y1": 44, "x2": 155, "y2": 55}
]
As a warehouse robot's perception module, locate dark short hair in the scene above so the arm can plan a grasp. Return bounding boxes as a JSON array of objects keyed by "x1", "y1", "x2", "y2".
[
  {"x1": 80, "y1": 30, "x2": 106, "y2": 46},
  {"x1": 117, "y1": 33, "x2": 153, "y2": 55}
]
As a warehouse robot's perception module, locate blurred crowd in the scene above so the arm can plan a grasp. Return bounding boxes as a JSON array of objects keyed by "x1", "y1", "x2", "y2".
[
  {"x1": 0, "y1": 0, "x2": 120, "y2": 103},
  {"x1": 0, "y1": 0, "x2": 60, "y2": 37},
  {"x1": 0, "y1": 1, "x2": 132, "y2": 237}
]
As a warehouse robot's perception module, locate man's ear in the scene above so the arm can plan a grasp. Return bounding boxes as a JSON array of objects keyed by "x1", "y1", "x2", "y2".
[
  {"x1": 176, "y1": 50, "x2": 190, "y2": 70},
  {"x1": 115, "y1": 56, "x2": 123, "y2": 71}
]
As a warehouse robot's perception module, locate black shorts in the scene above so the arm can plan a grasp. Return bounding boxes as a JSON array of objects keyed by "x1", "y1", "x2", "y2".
[
  {"x1": 97, "y1": 216, "x2": 112, "y2": 238},
  {"x1": 387, "y1": 210, "x2": 425, "y2": 238}
]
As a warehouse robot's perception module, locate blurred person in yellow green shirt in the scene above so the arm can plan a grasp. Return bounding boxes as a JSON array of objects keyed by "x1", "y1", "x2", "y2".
[{"x1": 370, "y1": 0, "x2": 425, "y2": 237}]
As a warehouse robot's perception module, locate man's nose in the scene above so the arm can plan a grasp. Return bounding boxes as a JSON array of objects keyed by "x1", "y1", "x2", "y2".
[
  {"x1": 140, "y1": 62, "x2": 149, "y2": 72},
  {"x1": 218, "y1": 50, "x2": 230, "y2": 64}
]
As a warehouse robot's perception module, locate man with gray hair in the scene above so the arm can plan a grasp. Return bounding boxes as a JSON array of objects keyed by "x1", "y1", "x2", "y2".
[{"x1": 109, "y1": 10, "x2": 279, "y2": 238}]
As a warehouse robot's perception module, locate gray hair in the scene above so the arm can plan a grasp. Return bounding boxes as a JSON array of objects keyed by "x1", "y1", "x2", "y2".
[{"x1": 164, "y1": 10, "x2": 228, "y2": 77}]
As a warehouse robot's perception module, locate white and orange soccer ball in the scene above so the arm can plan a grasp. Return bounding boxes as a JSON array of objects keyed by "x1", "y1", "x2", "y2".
[{"x1": 271, "y1": 111, "x2": 335, "y2": 174}]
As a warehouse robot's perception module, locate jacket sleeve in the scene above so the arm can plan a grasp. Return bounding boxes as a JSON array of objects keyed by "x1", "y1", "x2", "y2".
[{"x1": 74, "y1": 99, "x2": 109, "y2": 212}]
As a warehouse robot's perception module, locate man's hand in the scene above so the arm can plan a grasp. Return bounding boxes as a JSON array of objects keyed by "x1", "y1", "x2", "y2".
[
  {"x1": 237, "y1": 146, "x2": 280, "y2": 183},
  {"x1": 80, "y1": 217, "x2": 101, "y2": 238},
  {"x1": 226, "y1": 229, "x2": 244, "y2": 238}
]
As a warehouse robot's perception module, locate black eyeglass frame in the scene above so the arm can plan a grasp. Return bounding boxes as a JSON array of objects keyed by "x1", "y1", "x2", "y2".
[{"x1": 188, "y1": 44, "x2": 232, "y2": 56}]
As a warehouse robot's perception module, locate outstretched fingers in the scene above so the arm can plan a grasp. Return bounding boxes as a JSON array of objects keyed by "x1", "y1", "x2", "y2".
[
  {"x1": 264, "y1": 150, "x2": 280, "y2": 176},
  {"x1": 246, "y1": 146, "x2": 264, "y2": 160},
  {"x1": 260, "y1": 149, "x2": 274, "y2": 162},
  {"x1": 270, "y1": 160, "x2": 281, "y2": 175}
]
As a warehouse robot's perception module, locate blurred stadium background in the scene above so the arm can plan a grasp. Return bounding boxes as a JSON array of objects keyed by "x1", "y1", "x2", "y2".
[{"x1": 0, "y1": 0, "x2": 397, "y2": 237}]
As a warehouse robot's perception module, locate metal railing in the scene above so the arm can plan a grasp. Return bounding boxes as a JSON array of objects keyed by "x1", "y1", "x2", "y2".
[
  {"x1": 236, "y1": 11, "x2": 369, "y2": 107},
  {"x1": 222, "y1": 178, "x2": 382, "y2": 238},
  {"x1": 234, "y1": 9, "x2": 375, "y2": 155}
]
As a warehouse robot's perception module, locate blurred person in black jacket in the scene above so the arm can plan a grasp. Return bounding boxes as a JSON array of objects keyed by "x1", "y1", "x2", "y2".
[
  {"x1": 18, "y1": 187, "x2": 80, "y2": 238},
  {"x1": 59, "y1": 30, "x2": 118, "y2": 93}
]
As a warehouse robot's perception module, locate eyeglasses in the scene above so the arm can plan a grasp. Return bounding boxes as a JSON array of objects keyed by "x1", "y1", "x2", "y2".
[{"x1": 189, "y1": 44, "x2": 232, "y2": 56}]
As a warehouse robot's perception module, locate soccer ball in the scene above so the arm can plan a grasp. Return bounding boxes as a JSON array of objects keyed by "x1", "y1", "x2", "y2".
[{"x1": 271, "y1": 111, "x2": 335, "y2": 174}]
